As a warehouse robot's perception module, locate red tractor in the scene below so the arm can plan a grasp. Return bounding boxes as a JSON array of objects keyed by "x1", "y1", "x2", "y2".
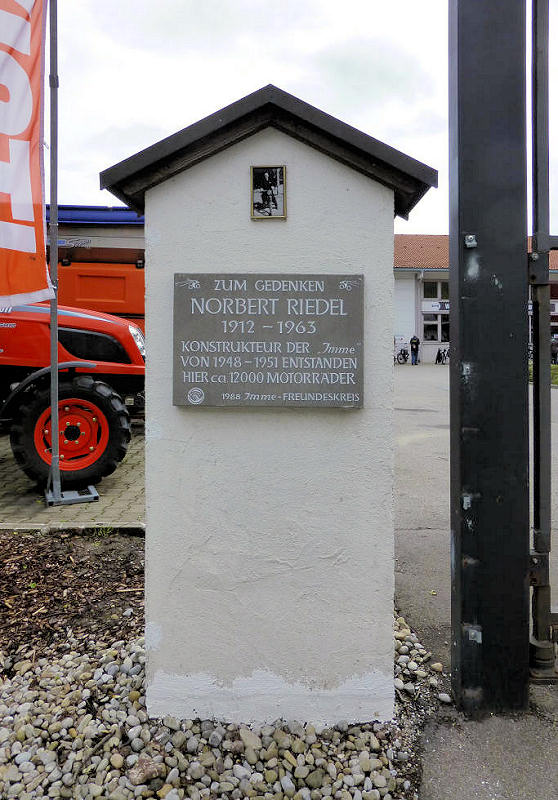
[{"x1": 0, "y1": 302, "x2": 145, "y2": 488}]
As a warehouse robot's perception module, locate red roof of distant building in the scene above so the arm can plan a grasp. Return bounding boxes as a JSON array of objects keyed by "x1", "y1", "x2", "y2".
[
  {"x1": 394, "y1": 234, "x2": 558, "y2": 271},
  {"x1": 394, "y1": 235, "x2": 448, "y2": 269}
]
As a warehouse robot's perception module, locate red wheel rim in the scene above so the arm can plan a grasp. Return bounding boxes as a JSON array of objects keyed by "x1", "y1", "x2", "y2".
[{"x1": 33, "y1": 398, "x2": 110, "y2": 471}]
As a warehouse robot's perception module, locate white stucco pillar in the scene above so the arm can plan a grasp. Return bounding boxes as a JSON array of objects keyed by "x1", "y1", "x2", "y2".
[{"x1": 144, "y1": 128, "x2": 395, "y2": 724}]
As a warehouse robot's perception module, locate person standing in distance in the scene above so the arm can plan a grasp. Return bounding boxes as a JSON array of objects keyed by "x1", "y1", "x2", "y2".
[{"x1": 410, "y1": 335, "x2": 420, "y2": 365}]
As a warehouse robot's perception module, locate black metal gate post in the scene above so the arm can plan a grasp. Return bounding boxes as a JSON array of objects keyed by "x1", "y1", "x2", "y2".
[
  {"x1": 529, "y1": 0, "x2": 556, "y2": 679},
  {"x1": 449, "y1": 0, "x2": 530, "y2": 713}
]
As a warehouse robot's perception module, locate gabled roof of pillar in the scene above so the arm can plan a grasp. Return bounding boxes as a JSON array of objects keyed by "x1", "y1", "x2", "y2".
[{"x1": 100, "y1": 84, "x2": 438, "y2": 219}]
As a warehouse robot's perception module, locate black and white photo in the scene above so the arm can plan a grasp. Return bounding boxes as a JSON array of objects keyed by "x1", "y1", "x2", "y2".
[{"x1": 251, "y1": 166, "x2": 286, "y2": 219}]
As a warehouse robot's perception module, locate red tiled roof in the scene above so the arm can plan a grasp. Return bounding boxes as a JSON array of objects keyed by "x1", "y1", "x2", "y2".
[
  {"x1": 394, "y1": 235, "x2": 448, "y2": 269},
  {"x1": 394, "y1": 234, "x2": 558, "y2": 270}
]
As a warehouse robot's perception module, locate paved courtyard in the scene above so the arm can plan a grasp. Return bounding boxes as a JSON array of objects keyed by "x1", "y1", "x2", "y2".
[
  {"x1": 0, "y1": 422, "x2": 145, "y2": 531},
  {"x1": 395, "y1": 365, "x2": 558, "y2": 664},
  {"x1": 394, "y1": 364, "x2": 452, "y2": 666}
]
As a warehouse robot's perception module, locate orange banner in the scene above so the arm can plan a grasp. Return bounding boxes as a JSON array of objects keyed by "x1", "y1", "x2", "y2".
[{"x1": 0, "y1": 0, "x2": 52, "y2": 305}]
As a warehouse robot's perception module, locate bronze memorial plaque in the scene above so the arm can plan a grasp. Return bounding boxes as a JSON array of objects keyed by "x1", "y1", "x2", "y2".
[{"x1": 173, "y1": 273, "x2": 364, "y2": 408}]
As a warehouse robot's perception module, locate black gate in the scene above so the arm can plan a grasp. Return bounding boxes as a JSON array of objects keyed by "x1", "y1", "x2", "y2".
[
  {"x1": 449, "y1": 0, "x2": 557, "y2": 714},
  {"x1": 529, "y1": 0, "x2": 558, "y2": 682}
]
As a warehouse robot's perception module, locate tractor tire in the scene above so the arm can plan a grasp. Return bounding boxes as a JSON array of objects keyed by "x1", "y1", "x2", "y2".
[{"x1": 10, "y1": 375, "x2": 131, "y2": 488}]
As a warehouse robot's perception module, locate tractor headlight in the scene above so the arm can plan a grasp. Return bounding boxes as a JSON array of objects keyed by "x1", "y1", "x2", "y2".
[{"x1": 129, "y1": 324, "x2": 146, "y2": 359}]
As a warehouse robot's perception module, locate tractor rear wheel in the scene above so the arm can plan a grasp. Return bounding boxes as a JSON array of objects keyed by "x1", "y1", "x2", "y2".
[{"x1": 10, "y1": 375, "x2": 131, "y2": 488}]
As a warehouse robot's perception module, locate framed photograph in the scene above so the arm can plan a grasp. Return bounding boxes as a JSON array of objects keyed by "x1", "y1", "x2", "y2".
[{"x1": 251, "y1": 166, "x2": 286, "y2": 219}]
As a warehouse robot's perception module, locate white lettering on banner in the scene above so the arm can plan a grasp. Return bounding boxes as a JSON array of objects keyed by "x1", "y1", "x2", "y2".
[
  {"x1": 0, "y1": 49, "x2": 32, "y2": 135},
  {"x1": 0, "y1": 218, "x2": 35, "y2": 252},
  {"x1": 0, "y1": 9, "x2": 31, "y2": 54},
  {"x1": 0, "y1": 1, "x2": 37, "y2": 260},
  {"x1": 0, "y1": 0, "x2": 51, "y2": 304},
  {"x1": 0, "y1": 139, "x2": 33, "y2": 220}
]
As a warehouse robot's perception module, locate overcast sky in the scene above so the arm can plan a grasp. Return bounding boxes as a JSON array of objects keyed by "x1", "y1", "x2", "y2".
[{"x1": 46, "y1": 0, "x2": 557, "y2": 234}]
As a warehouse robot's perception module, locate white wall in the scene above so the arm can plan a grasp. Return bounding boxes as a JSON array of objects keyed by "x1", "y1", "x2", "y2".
[
  {"x1": 394, "y1": 273, "x2": 417, "y2": 343},
  {"x1": 144, "y1": 127, "x2": 395, "y2": 724}
]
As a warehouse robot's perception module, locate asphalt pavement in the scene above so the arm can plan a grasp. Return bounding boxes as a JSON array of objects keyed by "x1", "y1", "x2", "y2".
[
  {"x1": 395, "y1": 364, "x2": 558, "y2": 800},
  {"x1": 395, "y1": 364, "x2": 452, "y2": 668}
]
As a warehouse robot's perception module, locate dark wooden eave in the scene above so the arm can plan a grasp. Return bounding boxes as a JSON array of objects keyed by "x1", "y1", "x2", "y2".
[{"x1": 100, "y1": 85, "x2": 437, "y2": 219}]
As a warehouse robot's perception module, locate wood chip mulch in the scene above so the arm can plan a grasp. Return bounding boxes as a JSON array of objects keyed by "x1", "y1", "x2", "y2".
[{"x1": 0, "y1": 529, "x2": 144, "y2": 671}]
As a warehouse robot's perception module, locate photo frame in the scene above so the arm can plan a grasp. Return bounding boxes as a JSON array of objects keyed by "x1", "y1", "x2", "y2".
[{"x1": 251, "y1": 166, "x2": 286, "y2": 220}]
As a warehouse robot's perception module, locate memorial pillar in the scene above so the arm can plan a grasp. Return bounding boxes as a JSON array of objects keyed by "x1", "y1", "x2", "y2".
[{"x1": 99, "y1": 86, "x2": 437, "y2": 724}]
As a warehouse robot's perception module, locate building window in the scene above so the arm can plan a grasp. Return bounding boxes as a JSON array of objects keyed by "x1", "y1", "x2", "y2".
[
  {"x1": 422, "y1": 280, "x2": 450, "y2": 342},
  {"x1": 423, "y1": 313, "x2": 439, "y2": 341},
  {"x1": 424, "y1": 280, "x2": 448, "y2": 299},
  {"x1": 422, "y1": 313, "x2": 450, "y2": 342},
  {"x1": 424, "y1": 281, "x2": 438, "y2": 298}
]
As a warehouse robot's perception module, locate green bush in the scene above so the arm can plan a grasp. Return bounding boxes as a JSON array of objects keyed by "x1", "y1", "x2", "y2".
[{"x1": 528, "y1": 363, "x2": 558, "y2": 385}]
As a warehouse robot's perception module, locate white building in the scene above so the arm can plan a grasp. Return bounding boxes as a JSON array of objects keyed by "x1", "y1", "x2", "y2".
[
  {"x1": 394, "y1": 235, "x2": 558, "y2": 363},
  {"x1": 394, "y1": 234, "x2": 450, "y2": 363}
]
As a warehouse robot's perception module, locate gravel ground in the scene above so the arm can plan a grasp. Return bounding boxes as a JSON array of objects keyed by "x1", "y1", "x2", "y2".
[{"x1": 0, "y1": 613, "x2": 452, "y2": 800}]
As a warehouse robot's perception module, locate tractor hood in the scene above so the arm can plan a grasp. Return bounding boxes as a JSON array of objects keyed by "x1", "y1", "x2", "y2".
[{"x1": 3, "y1": 302, "x2": 131, "y2": 330}]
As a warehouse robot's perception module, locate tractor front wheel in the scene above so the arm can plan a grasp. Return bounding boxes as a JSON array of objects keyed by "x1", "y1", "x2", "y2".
[{"x1": 10, "y1": 376, "x2": 131, "y2": 488}]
